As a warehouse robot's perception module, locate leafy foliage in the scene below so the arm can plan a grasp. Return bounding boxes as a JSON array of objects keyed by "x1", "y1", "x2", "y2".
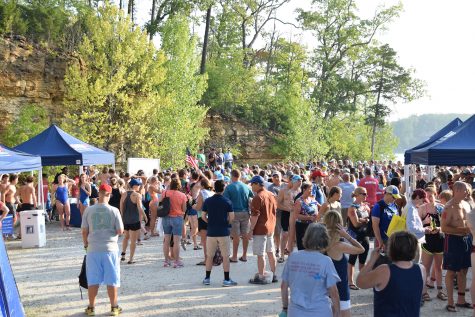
[{"x1": 1, "y1": 104, "x2": 49, "y2": 147}]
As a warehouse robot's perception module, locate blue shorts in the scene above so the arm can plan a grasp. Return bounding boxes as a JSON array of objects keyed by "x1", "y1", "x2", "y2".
[
  {"x1": 187, "y1": 208, "x2": 198, "y2": 216},
  {"x1": 162, "y1": 216, "x2": 183, "y2": 236},
  {"x1": 86, "y1": 251, "x2": 120, "y2": 287},
  {"x1": 443, "y1": 234, "x2": 472, "y2": 272}
]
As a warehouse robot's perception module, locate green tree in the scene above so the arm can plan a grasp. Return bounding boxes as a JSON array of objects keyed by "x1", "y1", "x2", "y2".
[
  {"x1": 62, "y1": 4, "x2": 167, "y2": 162},
  {"x1": 1, "y1": 104, "x2": 49, "y2": 147},
  {"x1": 0, "y1": 0, "x2": 27, "y2": 35},
  {"x1": 155, "y1": 14, "x2": 208, "y2": 167}
]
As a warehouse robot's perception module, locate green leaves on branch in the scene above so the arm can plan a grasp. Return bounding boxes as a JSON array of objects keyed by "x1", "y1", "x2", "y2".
[{"x1": 1, "y1": 104, "x2": 49, "y2": 147}]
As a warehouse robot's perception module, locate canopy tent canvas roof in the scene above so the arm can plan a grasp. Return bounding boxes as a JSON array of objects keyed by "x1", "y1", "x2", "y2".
[
  {"x1": 14, "y1": 125, "x2": 114, "y2": 166},
  {"x1": 404, "y1": 117, "x2": 463, "y2": 164},
  {"x1": 409, "y1": 114, "x2": 475, "y2": 166},
  {"x1": 0, "y1": 144, "x2": 42, "y2": 174}
]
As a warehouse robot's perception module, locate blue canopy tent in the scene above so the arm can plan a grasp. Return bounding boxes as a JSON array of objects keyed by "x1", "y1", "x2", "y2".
[
  {"x1": 404, "y1": 117, "x2": 463, "y2": 164},
  {"x1": 409, "y1": 114, "x2": 475, "y2": 166},
  {"x1": 14, "y1": 125, "x2": 114, "y2": 166},
  {"x1": 0, "y1": 145, "x2": 37, "y2": 317}
]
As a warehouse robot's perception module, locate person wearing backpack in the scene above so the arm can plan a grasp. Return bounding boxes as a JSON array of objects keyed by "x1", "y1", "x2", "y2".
[
  {"x1": 201, "y1": 180, "x2": 236, "y2": 287},
  {"x1": 371, "y1": 185, "x2": 400, "y2": 251}
]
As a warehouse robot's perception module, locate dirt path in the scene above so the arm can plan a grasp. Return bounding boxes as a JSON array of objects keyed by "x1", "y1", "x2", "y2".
[{"x1": 5, "y1": 223, "x2": 474, "y2": 317}]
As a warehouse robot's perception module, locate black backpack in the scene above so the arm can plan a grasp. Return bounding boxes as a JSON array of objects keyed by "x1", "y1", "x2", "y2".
[
  {"x1": 78, "y1": 255, "x2": 88, "y2": 299},
  {"x1": 156, "y1": 191, "x2": 171, "y2": 217}
]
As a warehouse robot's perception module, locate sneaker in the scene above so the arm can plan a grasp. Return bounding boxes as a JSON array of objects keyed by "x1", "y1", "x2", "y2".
[
  {"x1": 249, "y1": 274, "x2": 269, "y2": 285},
  {"x1": 173, "y1": 260, "x2": 184, "y2": 268},
  {"x1": 110, "y1": 306, "x2": 122, "y2": 316},
  {"x1": 222, "y1": 279, "x2": 238, "y2": 287},
  {"x1": 163, "y1": 260, "x2": 172, "y2": 267},
  {"x1": 85, "y1": 306, "x2": 95, "y2": 316},
  {"x1": 203, "y1": 277, "x2": 211, "y2": 285}
]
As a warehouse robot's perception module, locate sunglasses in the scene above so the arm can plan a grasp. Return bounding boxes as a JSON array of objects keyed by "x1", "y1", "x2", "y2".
[{"x1": 360, "y1": 193, "x2": 367, "y2": 196}]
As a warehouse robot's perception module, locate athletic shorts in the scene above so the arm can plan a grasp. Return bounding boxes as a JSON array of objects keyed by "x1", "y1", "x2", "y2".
[
  {"x1": 17, "y1": 203, "x2": 34, "y2": 212},
  {"x1": 198, "y1": 217, "x2": 208, "y2": 231},
  {"x1": 231, "y1": 212, "x2": 250, "y2": 236},
  {"x1": 86, "y1": 251, "x2": 120, "y2": 287},
  {"x1": 253, "y1": 234, "x2": 275, "y2": 256},
  {"x1": 280, "y1": 210, "x2": 290, "y2": 232},
  {"x1": 206, "y1": 236, "x2": 230, "y2": 258},
  {"x1": 443, "y1": 234, "x2": 472, "y2": 272},
  {"x1": 162, "y1": 216, "x2": 183, "y2": 236},
  {"x1": 5, "y1": 203, "x2": 16, "y2": 215},
  {"x1": 422, "y1": 233, "x2": 444, "y2": 255},
  {"x1": 124, "y1": 222, "x2": 141, "y2": 231}
]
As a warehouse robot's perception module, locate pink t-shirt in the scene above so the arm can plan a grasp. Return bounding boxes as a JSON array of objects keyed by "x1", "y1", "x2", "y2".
[
  {"x1": 359, "y1": 176, "x2": 379, "y2": 206},
  {"x1": 163, "y1": 190, "x2": 187, "y2": 217}
]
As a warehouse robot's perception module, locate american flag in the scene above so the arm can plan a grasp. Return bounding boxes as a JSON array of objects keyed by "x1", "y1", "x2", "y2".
[{"x1": 186, "y1": 147, "x2": 199, "y2": 170}]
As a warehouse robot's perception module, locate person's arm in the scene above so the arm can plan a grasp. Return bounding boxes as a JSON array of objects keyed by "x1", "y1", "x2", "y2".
[
  {"x1": 328, "y1": 285, "x2": 340, "y2": 317},
  {"x1": 335, "y1": 224, "x2": 365, "y2": 254},
  {"x1": 247, "y1": 215, "x2": 258, "y2": 240},
  {"x1": 32, "y1": 187, "x2": 37, "y2": 208},
  {"x1": 228, "y1": 211, "x2": 235, "y2": 223},
  {"x1": 201, "y1": 211, "x2": 208, "y2": 223},
  {"x1": 356, "y1": 249, "x2": 388, "y2": 289},
  {"x1": 280, "y1": 281, "x2": 289, "y2": 315},
  {"x1": 0, "y1": 203, "x2": 8, "y2": 223},
  {"x1": 136, "y1": 193, "x2": 144, "y2": 222},
  {"x1": 85, "y1": 183, "x2": 92, "y2": 196},
  {"x1": 371, "y1": 216, "x2": 384, "y2": 250},
  {"x1": 348, "y1": 206, "x2": 367, "y2": 228},
  {"x1": 81, "y1": 228, "x2": 89, "y2": 249},
  {"x1": 181, "y1": 197, "x2": 186, "y2": 214},
  {"x1": 316, "y1": 202, "x2": 328, "y2": 222},
  {"x1": 193, "y1": 193, "x2": 203, "y2": 211},
  {"x1": 277, "y1": 189, "x2": 285, "y2": 206},
  {"x1": 119, "y1": 192, "x2": 126, "y2": 216}
]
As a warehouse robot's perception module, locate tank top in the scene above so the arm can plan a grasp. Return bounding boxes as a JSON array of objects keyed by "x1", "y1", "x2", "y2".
[
  {"x1": 123, "y1": 191, "x2": 140, "y2": 225},
  {"x1": 296, "y1": 197, "x2": 318, "y2": 223},
  {"x1": 348, "y1": 203, "x2": 370, "y2": 238},
  {"x1": 109, "y1": 188, "x2": 121, "y2": 210},
  {"x1": 197, "y1": 189, "x2": 214, "y2": 217},
  {"x1": 374, "y1": 264, "x2": 423, "y2": 317},
  {"x1": 332, "y1": 253, "x2": 350, "y2": 301},
  {"x1": 328, "y1": 201, "x2": 342, "y2": 213}
]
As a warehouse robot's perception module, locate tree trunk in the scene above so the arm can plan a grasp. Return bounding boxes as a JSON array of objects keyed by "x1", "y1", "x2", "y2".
[
  {"x1": 371, "y1": 63, "x2": 385, "y2": 161},
  {"x1": 128, "y1": 0, "x2": 134, "y2": 20},
  {"x1": 149, "y1": 0, "x2": 157, "y2": 40},
  {"x1": 119, "y1": 0, "x2": 123, "y2": 10},
  {"x1": 200, "y1": 6, "x2": 212, "y2": 75}
]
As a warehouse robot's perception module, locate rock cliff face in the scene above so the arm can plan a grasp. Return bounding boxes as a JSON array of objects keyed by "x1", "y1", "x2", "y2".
[
  {"x1": 0, "y1": 36, "x2": 73, "y2": 131},
  {"x1": 0, "y1": 36, "x2": 278, "y2": 161}
]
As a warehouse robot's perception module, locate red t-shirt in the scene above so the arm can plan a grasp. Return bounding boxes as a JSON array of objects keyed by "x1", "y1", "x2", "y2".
[
  {"x1": 359, "y1": 176, "x2": 379, "y2": 207},
  {"x1": 163, "y1": 190, "x2": 187, "y2": 217}
]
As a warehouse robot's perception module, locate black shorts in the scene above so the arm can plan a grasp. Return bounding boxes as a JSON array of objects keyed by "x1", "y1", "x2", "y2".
[
  {"x1": 422, "y1": 233, "x2": 444, "y2": 254},
  {"x1": 280, "y1": 210, "x2": 290, "y2": 232},
  {"x1": 18, "y1": 203, "x2": 35, "y2": 212},
  {"x1": 443, "y1": 234, "x2": 471, "y2": 272},
  {"x1": 124, "y1": 222, "x2": 141, "y2": 231},
  {"x1": 198, "y1": 217, "x2": 207, "y2": 231},
  {"x1": 5, "y1": 202, "x2": 16, "y2": 215}
]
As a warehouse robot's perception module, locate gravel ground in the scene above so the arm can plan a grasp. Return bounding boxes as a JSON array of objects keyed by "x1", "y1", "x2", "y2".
[{"x1": 5, "y1": 222, "x2": 475, "y2": 317}]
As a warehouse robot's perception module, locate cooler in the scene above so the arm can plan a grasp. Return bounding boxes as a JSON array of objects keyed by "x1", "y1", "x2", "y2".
[
  {"x1": 20, "y1": 210, "x2": 46, "y2": 248},
  {"x1": 69, "y1": 198, "x2": 82, "y2": 228}
]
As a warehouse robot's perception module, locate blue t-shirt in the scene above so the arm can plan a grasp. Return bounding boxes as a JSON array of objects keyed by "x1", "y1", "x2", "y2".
[
  {"x1": 202, "y1": 194, "x2": 233, "y2": 237},
  {"x1": 371, "y1": 200, "x2": 398, "y2": 242},
  {"x1": 312, "y1": 183, "x2": 325, "y2": 205},
  {"x1": 223, "y1": 181, "x2": 253, "y2": 212}
]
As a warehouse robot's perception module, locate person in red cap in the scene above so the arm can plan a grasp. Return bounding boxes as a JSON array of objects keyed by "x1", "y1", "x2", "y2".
[
  {"x1": 311, "y1": 170, "x2": 327, "y2": 206},
  {"x1": 81, "y1": 183, "x2": 124, "y2": 316}
]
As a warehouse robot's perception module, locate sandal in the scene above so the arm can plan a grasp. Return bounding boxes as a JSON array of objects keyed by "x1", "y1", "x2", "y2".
[
  {"x1": 455, "y1": 302, "x2": 472, "y2": 309},
  {"x1": 193, "y1": 246, "x2": 203, "y2": 250},
  {"x1": 239, "y1": 256, "x2": 247, "y2": 262},
  {"x1": 437, "y1": 289, "x2": 448, "y2": 301},
  {"x1": 426, "y1": 283, "x2": 435, "y2": 289},
  {"x1": 196, "y1": 261, "x2": 206, "y2": 266},
  {"x1": 422, "y1": 292, "x2": 432, "y2": 302},
  {"x1": 120, "y1": 252, "x2": 126, "y2": 261},
  {"x1": 349, "y1": 284, "x2": 360, "y2": 290},
  {"x1": 127, "y1": 260, "x2": 136, "y2": 264},
  {"x1": 446, "y1": 304, "x2": 457, "y2": 312},
  {"x1": 229, "y1": 258, "x2": 238, "y2": 263}
]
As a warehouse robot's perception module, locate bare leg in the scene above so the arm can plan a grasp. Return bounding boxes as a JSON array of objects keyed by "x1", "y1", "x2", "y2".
[
  {"x1": 348, "y1": 263, "x2": 355, "y2": 286},
  {"x1": 88, "y1": 285, "x2": 99, "y2": 308},
  {"x1": 189, "y1": 215, "x2": 198, "y2": 247},
  {"x1": 280, "y1": 232, "x2": 288, "y2": 256},
  {"x1": 456, "y1": 269, "x2": 468, "y2": 305},
  {"x1": 128, "y1": 230, "x2": 138, "y2": 262},
  {"x1": 231, "y1": 233, "x2": 240, "y2": 261},
  {"x1": 267, "y1": 251, "x2": 276, "y2": 275},
  {"x1": 163, "y1": 234, "x2": 171, "y2": 262},
  {"x1": 257, "y1": 255, "x2": 265, "y2": 277},
  {"x1": 56, "y1": 201, "x2": 65, "y2": 230},
  {"x1": 433, "y1": 254, "x2": 443, "y2": 288},
  {"x1": 150, "y1": 203, "x2": 157, "y2": 235},
  {"x1": 64, "y1": 203, "x2": 71, "y2": 227},
  {"x1": 421, "y1": 252, "x2": 434, "y2": 285},
  {"x1": 241, "y1": 236, "x2": 249, "y2": 260},
  {"x1": 446, "y1": 270, "x2": 455, "y2": 307},
  {"x1": 122, "y1": 230, "x2": 129, "y2": 254},
  {"x1": 106, "y1": 286, "x2": 118, "y2": 307},
  {"x1": 200, "y1": 230, "x2": 207, "y2": 261},
  {"x1": 173, "y1": 234, "x2": 181, "y2": 262}
]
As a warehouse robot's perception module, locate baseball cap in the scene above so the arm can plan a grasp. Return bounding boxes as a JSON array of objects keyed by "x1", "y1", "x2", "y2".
[
  {"x1": 250, "y1": 175, "x2": 265, "y2": 185},
  {"x1": 129, "y1": 178, "x2": 142, "y2": 187},
  {"x1": 291, "y1": 175, "x2": 302, "y2": 183},
  {"x1": 99, "y1": 184, "x2": 112, "y2": 193},
  {"x1": 311, "y1": 170, "x2": 327, "y2": 178},
  {"x1": 462, "y1": 168, "x2": 472, "y2": 175},
  {"x1": 224, "y1": 176, "x2": 231, "y2": 183},
  {"x1": 385, "y1": 185, "x2": 401, "y2": 199},
  {"x1": 215, "y1": 173, "x2": 224, "y2": 180}
]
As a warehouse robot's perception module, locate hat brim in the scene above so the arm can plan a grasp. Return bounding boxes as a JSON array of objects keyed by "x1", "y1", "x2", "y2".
[{"x1": 392, "y1": 194, "x2": 401, "y2": 199}]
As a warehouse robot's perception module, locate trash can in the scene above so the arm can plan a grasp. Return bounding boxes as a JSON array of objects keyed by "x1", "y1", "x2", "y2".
[{"x1": 20, "y1": 210, "x2": 46, "y2": 248}]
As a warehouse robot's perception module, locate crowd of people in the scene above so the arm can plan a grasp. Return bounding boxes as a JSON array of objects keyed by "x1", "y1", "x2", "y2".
[{"x1": 2, "y1": 154, "x2": 475, "y2": 317}]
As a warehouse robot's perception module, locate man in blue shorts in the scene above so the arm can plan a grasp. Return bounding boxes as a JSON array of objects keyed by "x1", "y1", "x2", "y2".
[{"x1": 82, "y1": 184, "x2": 124, "y2": 316}]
